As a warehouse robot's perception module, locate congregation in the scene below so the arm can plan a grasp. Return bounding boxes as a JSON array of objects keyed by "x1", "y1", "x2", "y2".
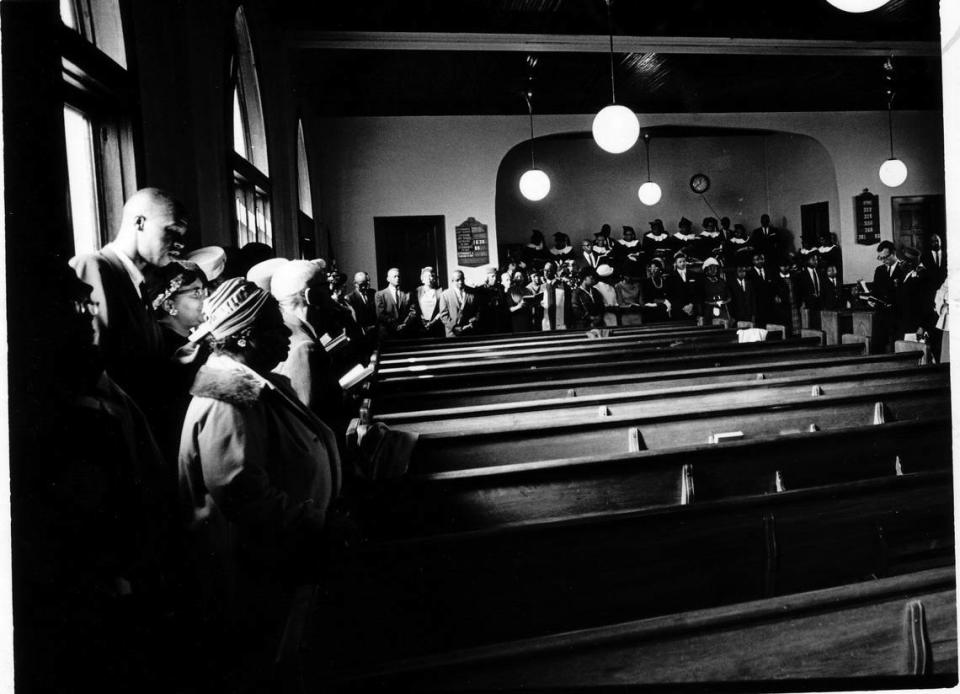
[{"x1": 19, "y1": 185, "x2": 949, "y2": 692}]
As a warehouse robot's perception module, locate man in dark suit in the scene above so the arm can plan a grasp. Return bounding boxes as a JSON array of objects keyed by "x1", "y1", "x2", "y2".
[
  {"x1": 895, "y1": 248, "x2": 936, "y2": 339},
  {"x1": 795, "y1": 250, "x2": 826, "y2": 313},
  {"x1": 920, "y1": 233, "x2": 947, "y2": 290},
  {"x1": 869, "y1": 240, "x2": 907, "y2": 350},
  {"x1": 770, "y1": 255, "x2": 801, "y2": 337},
  {"x1": 664, "y1": 251, "x2": 700, "y2": 320},
  {"x1": 729, "y1": 264, "x2": 757, "y2": 325},
  {"x1": 70, "y1": 187, "x2": 186, "y2": 407},
  {"x1": 821, "y1": 265, "x2": 844, "y2": 311},
  {"x1": 374, "y1": 267, "x2": 416, "y2": 339},
  {"x1": 750, "y1": 251, "x2": 774, "y2": 326},
  {"x1": 345, "y1": 271, "x2": 377, "y2": 333},
  {"x1": 439, "y1": 270, "x2": 479, "y2": 337},
  {"x1": 751, "y1": 214, "x2": 782, "y2": 262}
]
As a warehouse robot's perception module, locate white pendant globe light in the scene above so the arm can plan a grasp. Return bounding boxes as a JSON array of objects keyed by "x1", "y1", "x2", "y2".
[
  {"x1": 878, "y1": 70, "x2": 908, "y2": 188},
  {"x1": 879, "y1": 158, "x2": 907, "y2": 187},
  {"x1": 637, "y1": 133, "x2": 661, "y2": 205},
  {"x1": 638, "y1": 181, "x2": 662, "y2": 206},
  {"x1": 824, "y1": 0, "x2": 890, "y2": 13},
  {"x1": 593, "y1": 105, "x2": 640, "y2": 154},
  {"x1": 592, "y1": 0, "x2": 639, "y2": 154},
  {"x1": 519, "y1": 88, "x2": 551, "y2": 202},
  {"x1": 520, "y1": 169, "x2": 551, "y2": 201}
]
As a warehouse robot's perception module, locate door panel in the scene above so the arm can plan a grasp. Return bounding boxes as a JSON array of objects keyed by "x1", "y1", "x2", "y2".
[{"x1": 374, "y1": 215, "x2": 447, "y2": 292}]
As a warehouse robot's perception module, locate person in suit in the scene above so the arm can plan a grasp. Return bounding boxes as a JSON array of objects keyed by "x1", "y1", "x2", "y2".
[
  {"x1": 796, "y1": 250, "x2": 826, "y2": 313},
  {"x1": 729, "y1": 264, "x2": 758, "y2": 325},
  {"x1": 70, "y1": 187, "x2": 187, "y2": 410},
  {"x1": 571, "y1": 268, "x2": 605, "y2": 329},
  {"x1": 867, "y1": 241, "x2": 907, "y2": 351},
  {"x1": 345, "y1": 271, "x2": 377, "y2": 333},
  {"x1": 578, "y1": 239, "x2": 601, "y2": 269},
  {"x1": 895, "y1": 248, "x2": 936, "y2": 339},
  {"x1": 664, "y1": 251, "x2": 700, "y2": 320},
  {"x1": 921, "y1": 233, "x2": 947, "y2": 290},
  {"x1": 414, "y1": 266, "x2": 445, "y2": 337},
  {"x1": 771, "y1": 254, "x2": 801, "y2": 337},
  {"x1": 751, "y1": 214, "x2": 781, "y2": 262},
  {"x1": 374, "y1": 267, "x2": 416, "y2": 339},
  {"x1": 750, "y1": 252, "x2": 774, "y2": 326},
  {"x1": 439, "y1": 270, "x2": 480, "y2": 337},
  {"x1": 821, "y1": 265, "x2": 844, "y2": 311}
]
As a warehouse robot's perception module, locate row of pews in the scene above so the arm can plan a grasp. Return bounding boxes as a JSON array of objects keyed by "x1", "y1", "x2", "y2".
[{"x1": 307, "y1": 320, "x2": 956, "y2": 691}]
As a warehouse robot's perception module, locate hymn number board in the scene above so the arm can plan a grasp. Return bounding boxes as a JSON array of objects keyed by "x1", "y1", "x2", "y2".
[
  {"x1": 854, "y1": 189, "x2": 880, "y2": 245},
  {"x1": 455, "y1": 217, "x2": 489, "y2": 267}
]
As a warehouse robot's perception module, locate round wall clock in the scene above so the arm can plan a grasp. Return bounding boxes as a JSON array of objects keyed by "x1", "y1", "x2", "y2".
[{"x1": 689, "y1": 173, "x2": 711, "y2": 194}]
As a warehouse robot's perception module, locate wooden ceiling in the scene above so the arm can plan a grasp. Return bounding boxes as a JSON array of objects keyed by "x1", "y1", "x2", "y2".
[{"x1": 275, "y1": 0, "x2": 943, "y2": 116}]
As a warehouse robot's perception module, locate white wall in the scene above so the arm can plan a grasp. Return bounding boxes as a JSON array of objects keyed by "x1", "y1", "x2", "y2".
[{"x1": 313, "y1": 110, "x2": 944, "y2": 287}]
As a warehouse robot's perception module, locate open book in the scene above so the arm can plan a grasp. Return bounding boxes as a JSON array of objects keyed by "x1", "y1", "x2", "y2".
[
  {"x1": 339, "y1": 362, "x2": 375, "y2": 390},
  {"x1": 320, "y1": 330, "x2": 350, "y2": 354},
  {"x1": 855, "y1": 279, "x2": 890, "y2": 308}
]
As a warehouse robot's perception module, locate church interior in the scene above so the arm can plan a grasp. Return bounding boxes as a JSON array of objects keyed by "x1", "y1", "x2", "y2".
[{"x1": 2, "y1": 0, "x2": 958, "y2": 691}]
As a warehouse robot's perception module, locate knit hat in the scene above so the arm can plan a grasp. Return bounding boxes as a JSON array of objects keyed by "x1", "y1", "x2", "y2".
[{"x1": 189, "y1": 277, "x2": 271, "y2": 343}]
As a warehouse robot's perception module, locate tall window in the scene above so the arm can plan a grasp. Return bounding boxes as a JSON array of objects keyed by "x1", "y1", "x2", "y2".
[
  {"x1": 231, "y1": 6, "x2": 272, "y2": 247},
  {"x1": 296, "y1": 120, "x2": 317, "y2": 259},
  {"x1": 60, "y1": 0, "x2": 137, "y2": 254}
]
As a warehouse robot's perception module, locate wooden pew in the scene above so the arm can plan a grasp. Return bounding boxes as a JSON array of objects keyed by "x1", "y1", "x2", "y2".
[
  {"x1": 375, "y1": 363, "x2": 943, "y2": 429},
  {"x1": 381, "y1": 319, "x2": 699, "y2": 353},
  {"x1": 374, "y1": 349, "x2": 919, "y2": 412},
  {"x1": 375, "y1": 339, "x2": 855, "y2": 394},
  {"x1": 360, "y1": 417, "x2": 950, "y2": 539},
  {"x1": 309, "y1": 471, "x2": 954, "y2": 669},
  {"x1": 377, "y1": 329, "x2": 744, "y2": 377},
  {"x1": 378, "y1": 326, "x2": 732, "y2": 367},
  {"x1": 331, "y1": 566, "x2": 957, "y2": 691},
  {"x1": 408, "y1": 380, "x2": 948, "y2": 472}
]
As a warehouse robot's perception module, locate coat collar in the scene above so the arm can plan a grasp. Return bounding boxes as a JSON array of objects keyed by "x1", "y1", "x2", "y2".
[{"x1": 191, "y1": 354, "x2": 273, "y2": 407}]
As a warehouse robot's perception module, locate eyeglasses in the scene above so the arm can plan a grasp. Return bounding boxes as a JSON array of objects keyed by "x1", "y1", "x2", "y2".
[
  {"x1": 175, "y1": 286, "x2": 209, "y2": 300},
  {"x1": 74, "y1": 299, "x2": 100, "y2": 317},
  {"x1": 876, "y1": 252, "x2": 893, "y2": 262}
]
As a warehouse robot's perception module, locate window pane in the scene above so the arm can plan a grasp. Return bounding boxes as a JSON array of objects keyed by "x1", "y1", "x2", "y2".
[
  {"x1": 233, "y1": 88, "x2": 249, "y2": 160},
  {"x1": 234, "y1": 6, "x2": 269, "y2": 175},
  {"x1": 297, "y1": 121, "x2": 313, "y2": 218},
  {"x1": 63, "y1": 106, "x2": 101, "y2": 254},
  {"x1": 60, "y1": 0, "x2": 78, "y2": 29}
]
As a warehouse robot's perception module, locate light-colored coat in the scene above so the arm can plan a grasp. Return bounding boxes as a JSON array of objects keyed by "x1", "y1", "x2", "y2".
[{"x1": 179, "y1": 354, "x2": 341, "y2": 627}]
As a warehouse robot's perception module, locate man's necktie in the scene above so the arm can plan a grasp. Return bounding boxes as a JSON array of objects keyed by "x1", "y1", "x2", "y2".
[{"x1": 812, "y1": 271, "x2": 820, "y2": 296}]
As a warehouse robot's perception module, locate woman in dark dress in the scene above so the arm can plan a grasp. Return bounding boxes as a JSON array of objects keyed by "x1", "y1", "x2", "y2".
[
  {"x1": 641, "y1": 258, "x2": 671, "y2": 323},
  {"x1": 700, "y1": 256, "x2": 732, "y2": 324},
  {"x1": 504, "y1": 270, "x2": 534, "y2": 333}
]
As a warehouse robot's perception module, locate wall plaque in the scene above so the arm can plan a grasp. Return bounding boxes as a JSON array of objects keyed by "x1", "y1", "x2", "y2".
[
  {"x1": 455, "y1": 217, "x2": 489, "y2": 267},
  {"x1": 854, "y1": 188, "x2": 880, "y2": 245}
]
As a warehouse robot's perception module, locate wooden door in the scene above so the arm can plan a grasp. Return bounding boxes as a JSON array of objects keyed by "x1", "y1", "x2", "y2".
[
  {"x1": 800, "y1": 201, "x2": 830, "y2": 248},
  {"x1": 374, "y1": 215, "x2": 447, "y2": 292},
  {"x1": 891, "y1": 195, "x2": 946, "y2": 252}
]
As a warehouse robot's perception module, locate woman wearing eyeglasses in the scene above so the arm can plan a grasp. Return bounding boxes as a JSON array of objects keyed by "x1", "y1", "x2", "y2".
[{"x1": 145, "y1": 261, "x2": 211, "y2": 464}]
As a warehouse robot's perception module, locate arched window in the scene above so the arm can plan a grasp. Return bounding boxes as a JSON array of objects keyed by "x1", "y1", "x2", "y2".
[
  {"x1": 231, "y1": 6, "x2": 272, "y2": 247},
  {"x1": 295, "y1": 119, "x2": 318, "y2": 258},
  {"x1": 60, "y1": 0, "x2": 137, "y2": 254}
]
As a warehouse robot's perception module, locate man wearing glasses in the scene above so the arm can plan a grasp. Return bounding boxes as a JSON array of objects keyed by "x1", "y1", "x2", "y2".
[
  {"x1": 70, "y1": 187, "x2": 188, "y2": 407},
  {"x1": 868, "y1": 240, "x2": 906, "y2": 350}
]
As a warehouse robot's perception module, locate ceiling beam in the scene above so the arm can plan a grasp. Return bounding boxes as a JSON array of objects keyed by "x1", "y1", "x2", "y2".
[{"x1": 291, "y1": 31, "x2": 939, "y2": 57}]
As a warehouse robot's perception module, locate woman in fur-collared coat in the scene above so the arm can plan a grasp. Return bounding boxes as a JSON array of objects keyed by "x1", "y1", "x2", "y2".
[{"x1": 178, "y1": 278, "x2": 342, "y2": 690}]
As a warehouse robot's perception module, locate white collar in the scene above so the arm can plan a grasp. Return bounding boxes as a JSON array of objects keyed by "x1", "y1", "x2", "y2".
[
  {"x1": 591, "y1": 245, "x2": 612, "y2": 254},
  {"x1": 699, "y1": 231, "x2": 720, "y2": 238},
  {"x1": 645, "y1": 232, "x2": 667, "y2": 240},
  {"x1": 550, "y1": 246, "x2": 573, "y2": 255},
  {"x1": 674, "y1": 232, "x2": 695, "y2": 240},
  {"x1": 618, "y1": 239, "x2": 639, "y2": 247},
  {"x1": 527, "y1": 242, "x2": 543, "y2": 250},
  {"x1": 104, "y1": 241, "x2": 145, "y2": 297},
  {"x1": 817, "y1": 245, "x2": 836, "y2": 253},
  {"x1": 729, "y1": 237, "x2": 747, "y2": 244}
]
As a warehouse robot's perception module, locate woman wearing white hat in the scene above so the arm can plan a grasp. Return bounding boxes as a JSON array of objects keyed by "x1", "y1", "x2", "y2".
[
  {"x1": 594, "y1": 263, "x2": 619, "y2": 327},
  {"x1": 179, "y1": 277, "x2": 343, "y2": 688},
  {"x1": 700, "y1": 256, "x2": 732, "y2": 324}
]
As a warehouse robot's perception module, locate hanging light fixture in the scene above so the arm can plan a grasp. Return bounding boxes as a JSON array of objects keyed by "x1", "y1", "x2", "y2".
[
  {"x1": 824, "y1": 0, "x2": 890, "y2": 13},
  {"x1": 878, "y1": 57, "x2": 907, "y2": 188},
  {"x1": 519, "y1": 88, "x2": 550, "y2": 202},
  {"x1": 637, "y1": 132, "x2": 662, "y2": 205},
  {"x1": 592, "y1": 0, "x2": 639, "y2": 154}
]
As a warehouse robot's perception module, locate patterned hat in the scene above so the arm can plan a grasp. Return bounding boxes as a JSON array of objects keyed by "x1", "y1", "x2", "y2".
[{"x1": 189, "y1": 277, "x2": 271, "y2": 343}]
